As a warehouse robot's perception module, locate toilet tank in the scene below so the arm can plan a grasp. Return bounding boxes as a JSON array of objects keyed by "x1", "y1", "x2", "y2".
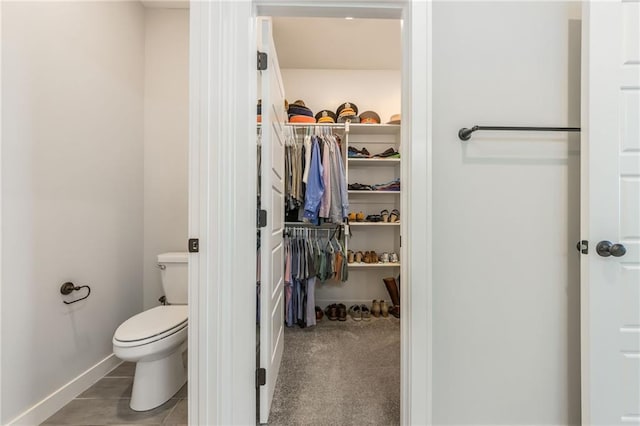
[{"x1": 157, "y1": 252, "x2": 189, "y2": 305}]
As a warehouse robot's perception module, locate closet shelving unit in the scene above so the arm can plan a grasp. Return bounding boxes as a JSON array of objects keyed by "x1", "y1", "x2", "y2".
[
  {"x1": 284, "y1": 122, "x2": 401, "y2": 303},
  {"x1": 345, "y1": 123, "x2": 401, "y2": 274}
]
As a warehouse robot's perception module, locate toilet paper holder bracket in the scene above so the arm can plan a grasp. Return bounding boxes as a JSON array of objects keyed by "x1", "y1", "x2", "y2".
[{"x1": 60, "y1": 282, "x2": 91, "y2": 304}]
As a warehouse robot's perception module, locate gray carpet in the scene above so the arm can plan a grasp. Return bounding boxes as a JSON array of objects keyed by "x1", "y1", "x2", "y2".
[{"x1": 267, "y1": 316, "x2": 400, "y2": 426}]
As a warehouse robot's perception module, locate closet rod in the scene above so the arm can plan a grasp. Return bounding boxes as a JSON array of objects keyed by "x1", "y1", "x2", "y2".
[{"x1": 458, "y1": 125, "x2": 581, "y2": 141}]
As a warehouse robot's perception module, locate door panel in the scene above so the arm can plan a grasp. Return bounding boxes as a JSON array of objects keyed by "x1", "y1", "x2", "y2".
[
  {"x1": 258, "y1": 17, "x2": 286, "y2": 425},
  {"x1": 583, "y1": 2, "x2": 640, "y2": 424}
]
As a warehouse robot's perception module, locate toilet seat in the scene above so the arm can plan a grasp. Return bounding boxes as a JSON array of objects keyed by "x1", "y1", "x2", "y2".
[{"x1": 114, "y1": 305, "x2": 188, "y2": 348}]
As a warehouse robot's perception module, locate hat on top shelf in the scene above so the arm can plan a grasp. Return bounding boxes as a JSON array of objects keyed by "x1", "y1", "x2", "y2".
[
  {"x1": 336, "y1": 102, "x2": 359, "y2": 123},
  {"x1": 387, "y1": 113, "x2": 401, "y2": 124},
  {"x1": 315, "y1": 110, "x2": 337, "y2": 124},
  {"x1": 359, "y1": 110, "x2": 381, "y2": 124},
  {"x1": 288, "y1": 99, "x2": 315, "y2": 123},
  {"x1": 257, "y1": 100, "x2": 262, "y2": 123}
]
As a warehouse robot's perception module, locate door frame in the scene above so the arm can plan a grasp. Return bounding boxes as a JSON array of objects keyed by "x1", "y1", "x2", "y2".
[
  {"x1": 580, "y1": 3, "x2": 591, "y2": 421},
  {"x1": 187, "y1": 1, "x2": 432, "y2": 424}
]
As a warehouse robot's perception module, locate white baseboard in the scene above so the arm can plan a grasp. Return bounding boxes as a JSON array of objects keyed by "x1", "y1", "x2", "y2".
[{"x1": 7, "y1": 354, "x2": 121, "y2": 426}]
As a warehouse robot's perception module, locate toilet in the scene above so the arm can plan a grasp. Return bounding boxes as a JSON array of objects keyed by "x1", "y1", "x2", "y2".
[{"x1": 113, "y1": 252, "x2": 188, "y2": 411}]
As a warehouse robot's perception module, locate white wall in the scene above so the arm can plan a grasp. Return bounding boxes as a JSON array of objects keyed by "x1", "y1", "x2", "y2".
[
  {"x1": 432, "y1": 2, "x2": 581, "y2": 424},
  {"x1": 280, "y1": 69, "x2": 401, "y2": 125},
  {"x1": 1, "y1": 1, "x2": 145, "y2": 423},
  {"x1": 143, "y1": 9, "x2": 189, "y2": 309}
]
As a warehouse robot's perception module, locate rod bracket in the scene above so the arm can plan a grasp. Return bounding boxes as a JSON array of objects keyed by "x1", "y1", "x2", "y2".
[{"x1": 458, "y1": 126, "x2": 479, "y2": 141}]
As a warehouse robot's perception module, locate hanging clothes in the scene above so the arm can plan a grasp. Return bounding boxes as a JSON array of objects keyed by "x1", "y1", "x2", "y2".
[
  {"x1": 284, "y1": 127, "x2": 349, "y2": 225},
  {"x1": 283, "y1": 226, "x2": 348, "y2": 328},
  {"x1": 302, "y1": 136, "x2": 324, "y2": 224}
]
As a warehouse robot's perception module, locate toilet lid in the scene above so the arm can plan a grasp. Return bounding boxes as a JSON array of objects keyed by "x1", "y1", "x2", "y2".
[{"x1": 114, "y1": 305, "x2": 188, "y2": 342}]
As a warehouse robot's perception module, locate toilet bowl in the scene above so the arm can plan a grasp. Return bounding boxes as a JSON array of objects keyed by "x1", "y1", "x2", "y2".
[
  {"x1": 113, "y1": 305, "x2": 187, "y2": 411},
  {"x1": 113, "y1": 252, "x2": 188, "y2": 411}
]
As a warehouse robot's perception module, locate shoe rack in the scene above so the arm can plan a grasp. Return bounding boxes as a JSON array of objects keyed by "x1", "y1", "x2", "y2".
[
  {"x1": 283, "y1": 123, "x2": 401, "y2": 308},
  {"x1": 345, "y1": 124, "x2": 401, "y2": 270}
]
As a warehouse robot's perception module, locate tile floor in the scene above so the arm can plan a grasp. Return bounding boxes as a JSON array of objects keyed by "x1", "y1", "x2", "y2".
[{"x1": 42, "y1": 362, "x2": 187, "y2": 426}]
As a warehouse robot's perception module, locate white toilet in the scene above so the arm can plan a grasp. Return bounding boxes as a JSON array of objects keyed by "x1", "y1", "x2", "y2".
[{"x1": 113, "y1": 252, "x2": 188, "y2": 411}]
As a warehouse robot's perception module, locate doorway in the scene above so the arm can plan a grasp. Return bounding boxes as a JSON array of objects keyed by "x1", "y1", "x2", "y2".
[
  {"x1": 188, "y1": 1, "x2": 432, "y2": 424},
  {"x1": 256, "y1": 15, "x2": 403, "y2": 424}
]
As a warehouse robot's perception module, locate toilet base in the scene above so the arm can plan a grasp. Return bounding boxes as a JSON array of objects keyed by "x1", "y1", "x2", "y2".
[{"x1": 130, "y1": 347, "x2": 186, "y2": 411}]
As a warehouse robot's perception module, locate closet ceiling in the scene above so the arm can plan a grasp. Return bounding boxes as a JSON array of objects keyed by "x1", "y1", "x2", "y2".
[{"x1": 272, "y1": 17, "x2": 401, "y2": 70}]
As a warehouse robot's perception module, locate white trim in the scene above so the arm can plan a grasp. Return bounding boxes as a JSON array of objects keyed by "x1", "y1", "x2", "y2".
[
  {"x1": 580, "y1": 2, "x2": 591, "y2": 423},
  {"x1": 193, "y1": 1, "x2": 432, "y2": 424},
  {"x1": 187, "y1": 3, "x2": 204, "y2": 423},
  {"x1": 0, "y1": 0, "x2": 4, "y2": 421},
  {"x1": 188, "y1": 1, "x2": 257, "y2": 425},
  {"x1": 6, "y1": 355, "x2": 121, "y2": 426},
  {"x1": 402, "y1": 1, "x2": 432, "y2": 425}
]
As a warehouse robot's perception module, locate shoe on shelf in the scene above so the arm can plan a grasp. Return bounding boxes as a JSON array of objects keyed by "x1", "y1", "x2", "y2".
[
  {"x1": 347, "y1": 250, "x2": 355, "y2": 263},
  {"x1": 348, "y1": 212, "x2": 356, "y2": 222},
  {"x1": 356, "y1": 211, "x2": 365, "y2": 222},
  {"x1": 370, "y1": 251, "x2": 379, "y2": 263},
  {"x1": 349, "y1": 183, "x2": 373, "y2": 191},
  {"x1": 380, "y1": 300, "x2": 389, "y2": 318},
  {"x1": 389, "y1": 252, "x2": 399, "y2": 263},
  {"x1": 363, "y1": 251, "x2": 371, "y2": 263},
  {"x1": 365, "y1": 214, "x2": 382, "y2": 222},
  {"x1": 372, "y1": 147, "x2": 393, "y2": 157},
  {"x1": 348, "y1": 304, "x2": 362, "y2": 321},
  {"x1": 337, "y1": 304, "x2": 348, "y2": 321},
  {"x1": 380, "y1": 252, "x2": 390, "y2": 263},
  {"x1": 360, "y1": 305, "x2": 371, "y2": 321},
  {"x1": 355, "y1": 251, "x2": 364, "y2": 263},
  {"x1": 380, "y1": 209, "x2": 389, "y2": 222},
  {"x1": 389, "y1": 208, "x2": 399, "y2": 223},
  {"x1": 371, "y1": 300, "x2": 381, "y2": 318}
]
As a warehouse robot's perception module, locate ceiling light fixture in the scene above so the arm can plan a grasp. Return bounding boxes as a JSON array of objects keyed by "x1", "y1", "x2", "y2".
[{"x1": 345, "y1": 16, "x2": 354, "y2": 20}]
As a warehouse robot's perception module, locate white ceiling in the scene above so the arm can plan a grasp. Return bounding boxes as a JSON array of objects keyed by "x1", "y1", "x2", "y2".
[{"x1": 272, "y1": 17, "x2": 401, "y2": 70}]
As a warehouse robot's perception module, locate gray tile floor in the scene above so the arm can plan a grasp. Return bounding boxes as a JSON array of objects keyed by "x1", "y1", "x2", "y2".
[{"x1": 42, "y1": 362, "x2": 187, "y2": 426}]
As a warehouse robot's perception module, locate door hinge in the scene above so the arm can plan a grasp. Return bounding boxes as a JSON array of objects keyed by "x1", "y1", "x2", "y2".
[
  {"x1": 576, "y1": 240, "x2": 588, "y2": 254},
  {"x1": 256, "y1": 368, "x2": 266, "y2": 387},
  {"x1": 257, "y1": 209, "x2": 267, "y2": 228},
  {"x1": 257, "y1": 51, "x2": 267, "y2": 71},
  {"x1": 188, "y1": 238, "x2": 199, "y2": 253}
]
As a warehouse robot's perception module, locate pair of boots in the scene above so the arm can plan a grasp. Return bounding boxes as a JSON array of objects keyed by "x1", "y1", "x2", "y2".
[{"x1": 383, "y1": 276, "x2": 400, "y2": 318}]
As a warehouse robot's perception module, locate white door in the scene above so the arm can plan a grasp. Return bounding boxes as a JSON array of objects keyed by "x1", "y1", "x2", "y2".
[
  {"x1": 258, "y1": 17, "x2": 286, "y2": 425},
  {"x1": 582, "y1": 2, "x2": 640, "y2": 424}
]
